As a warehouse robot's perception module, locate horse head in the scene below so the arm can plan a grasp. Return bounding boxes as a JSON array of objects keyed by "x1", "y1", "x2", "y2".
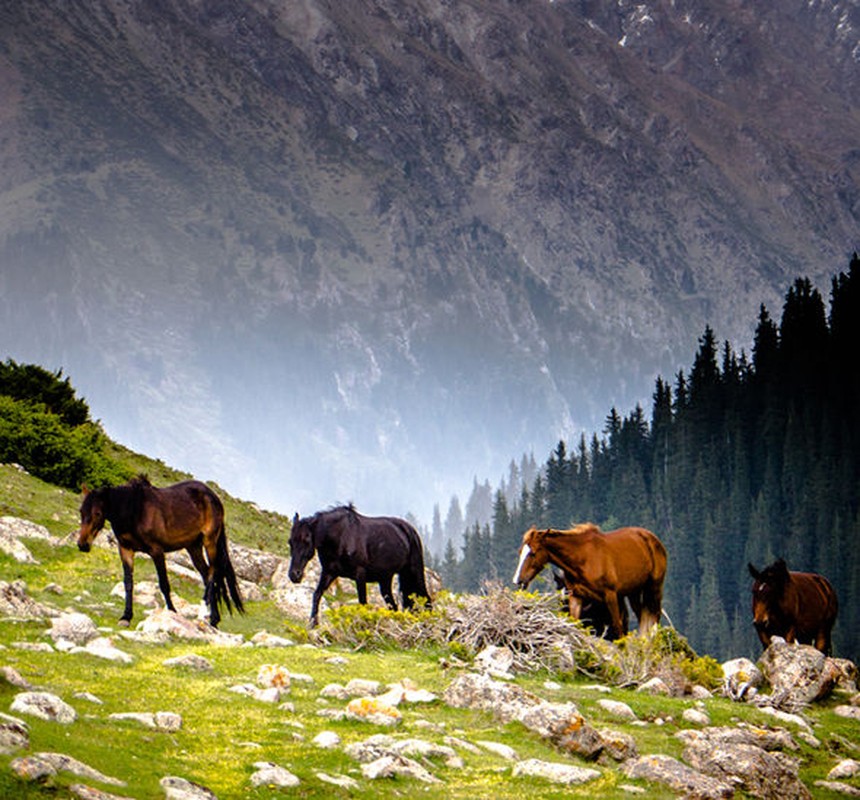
[
  {"x1": 288, "y1": 514, "x2": 316, "y2": 583},
  {"x1": 76, "y1": 486, "x2": 107, "y2": 552},
  {"x1": 748, "y1": 558, "x2": 790, "y2": 633},
  {"x1": 513, "y1": 527, "x2": 550, "y2": 589}
]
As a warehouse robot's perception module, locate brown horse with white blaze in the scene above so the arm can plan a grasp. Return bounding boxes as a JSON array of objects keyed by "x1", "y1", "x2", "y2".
[
  {"x1": 748, "y1": 559, "x2": 838, "y2": 654},
  {"x1": 76, "y1": 476, "x2": 244, "y2": 627},
  {"x1": 514, "y1": 524, "x2": 667, "y2": 638}
]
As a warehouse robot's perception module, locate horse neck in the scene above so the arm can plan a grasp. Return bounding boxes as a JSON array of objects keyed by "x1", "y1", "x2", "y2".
[
  {"x1": 543, "y1": 529, "x2": 587, "y2": 566},
  {"x1": 103, "y1": 485, "x2": 141, "y2": 534}
]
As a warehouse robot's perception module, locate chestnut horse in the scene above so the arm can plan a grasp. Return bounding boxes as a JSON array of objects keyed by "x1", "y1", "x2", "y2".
[
  {"x1": 76, "y1": 476, "x2": 244, "y2": 627},
  {"x1": 514, "y1": 524, "x2": 667, "y2": 638},
  {"x1": 748, "y1": 559, "x2": 838, "y2": 654}
]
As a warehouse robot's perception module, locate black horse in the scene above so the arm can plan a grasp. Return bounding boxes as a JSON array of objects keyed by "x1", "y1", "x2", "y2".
[
  {"x1": 76, "y1": 476, "x2": 244, "y2": 627},
  {"x1": 288, "y1": 504, "x2": 432, "y2": 627}
]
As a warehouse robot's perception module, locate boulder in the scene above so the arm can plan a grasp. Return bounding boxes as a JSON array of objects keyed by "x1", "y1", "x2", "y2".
[
  {"x1": 622, "y1": 754, "x2": 734, "y2": 799},
  {"x1": 722, "y1": 657, "x2": 764, "y2": 702},
  {"x1": 474, "y1": 645, "x2": 515, "y2": 677},
  {"x1": 249, "y1": 761, "x2": 300, "y2": 788},
  {"x1": 758, "y1": 639, "x2": 838, "y2": 709},
  {"x1": 159, "y1": 776, "x2": 218, "y2": 800},
  {"x1": 0, "y1": 713, "x2": 29, "y2": 754},
  {"x1": 512, "y1": 758, "x2": 601, "y2": 785},
  {"x1": 10, "y1": 691, "x2": 76, "y2": 724},
  {"x1": 49, "y1": 611, "x2": 100, "y2": 646},
  {"x1": 0, "y1": 580, "x2": 57, "y2": 619}
]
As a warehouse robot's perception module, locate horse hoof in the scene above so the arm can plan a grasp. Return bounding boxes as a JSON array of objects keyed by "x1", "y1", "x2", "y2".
[{"x1": 117, "y1": 619, "x2": 130, "y2": 628}]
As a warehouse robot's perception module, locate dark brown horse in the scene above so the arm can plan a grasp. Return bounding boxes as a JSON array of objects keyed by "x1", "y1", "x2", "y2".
[
  {"x1": 552, "y1": 569, "x2": 629, "y2": 640},
  {"x1": 76, "y1": 476, "x2": 244, "y2": 627},
  {"x1": 748, "y1": 559, "x2": 838, "y2": 654},
  {"x1": 288, "y1": 504, "x2": 432, "y2": 627},
  {"x1": 514, "y1": 523, "x2": 667, "y2": 638}
]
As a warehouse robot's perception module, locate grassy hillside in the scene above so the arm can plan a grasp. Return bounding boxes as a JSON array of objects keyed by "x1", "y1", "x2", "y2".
[{"x1": 1, "y1": 463, "x2": 858, "y2": 799}]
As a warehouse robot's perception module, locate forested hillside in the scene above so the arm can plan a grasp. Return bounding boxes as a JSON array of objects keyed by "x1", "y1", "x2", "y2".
[{"x1": 440, "y1": 256, "x2": 860, "y2": 664}]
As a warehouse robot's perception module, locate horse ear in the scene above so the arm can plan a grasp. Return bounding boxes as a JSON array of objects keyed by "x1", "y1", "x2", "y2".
[
  {"x1": 292, "y1": 512, "x2": 299, "y2": 525},
  {"x1": 748, "y1": 563, "x2": 760, "y2": 580},
  {"x1": 774, "y1": 558, "x2": 790, "y2": 577},
  {"x1": 81, "y1": 484, "x2": 90, "y2": 496}
]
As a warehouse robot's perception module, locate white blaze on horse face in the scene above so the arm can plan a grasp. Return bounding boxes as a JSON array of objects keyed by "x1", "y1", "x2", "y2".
[{"x1": 513, "y1": 544, "x2": 532, "y2": 584}]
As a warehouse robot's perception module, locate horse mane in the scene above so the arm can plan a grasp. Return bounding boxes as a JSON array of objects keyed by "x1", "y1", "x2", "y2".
[{"x1": 568, "y1": 522, "x2": 601, "y2": 536}]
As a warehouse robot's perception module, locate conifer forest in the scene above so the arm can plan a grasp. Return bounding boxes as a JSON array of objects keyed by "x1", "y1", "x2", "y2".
[{"x1": 436, "y1": 256, "x2": 860, "y2": 664}]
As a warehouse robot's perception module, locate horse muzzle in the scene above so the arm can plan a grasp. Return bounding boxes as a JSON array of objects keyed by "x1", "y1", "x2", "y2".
[
  {"x1": 78, "y1": 540, "x2": 91, "y2": 553},
  {"x1": 288, "y1": 567, "x2": 304, "y2": 584}
]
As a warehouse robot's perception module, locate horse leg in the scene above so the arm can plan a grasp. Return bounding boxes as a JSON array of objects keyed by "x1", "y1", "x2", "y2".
[
  {"x1": 200, "y1": 535, "x2": 221, "y2": 627},
  {"x1": 567, "y1": 592, "x2": 583, "y2": 619},
  {"x1": 186, "y1": 541, "x2": 213, "y2": 621},
  {"x1": 118, "y1": 545, "x2": 135, "y2": 626},
  {"x1": 310, "y1": 571, "x2": 337, "y2": 628},
  {"x1": 379, "y1": 575, "x2": 397, "y2": 610},
  {"x1": 603, "y1": 591, "x2": 626, "y2": 639},
  {"x1": 639, "y1": 580, "x2": 664, "y2": 634},
  {"x1": 151, "y1": 551, "x2": 176, "y2": 613}
]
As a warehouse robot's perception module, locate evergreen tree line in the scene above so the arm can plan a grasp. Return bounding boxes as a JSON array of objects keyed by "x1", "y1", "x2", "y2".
[{"x1": 435, "y1": 256, "x2": 860, "y2": 663}]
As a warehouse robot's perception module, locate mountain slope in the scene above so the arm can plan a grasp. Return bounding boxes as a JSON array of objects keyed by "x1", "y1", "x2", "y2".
[{"x1": 0, "y1": 0, "x2": 858, "y2": 518}]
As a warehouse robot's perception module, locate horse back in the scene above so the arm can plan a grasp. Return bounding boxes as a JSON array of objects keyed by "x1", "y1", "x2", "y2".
[
  {"x1": 787, "y1": 571, "x2": 838, "y2": 632},
  {"x1": 137, "y1": 480, "x2": 223, "y2": 549},
  {"x1": 603, "y1": 527, "x2": 667, "y2": 585}
]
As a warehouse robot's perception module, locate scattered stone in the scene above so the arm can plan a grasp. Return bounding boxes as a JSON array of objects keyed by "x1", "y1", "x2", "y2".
[
  {"x1": 11, "y1": 691, "x2": 77, "y2": 723},
  {"x1": 814, "y1": 780, "x2": 860, "y2": 797},
  {"x1": 249, "y1": 761, "x2": 300, "y2": 788},
  {"x1": 477, "y1": 740, "x2": 518, "y2": 760},
  {"x1": 0, "y1": 530, "x2": 37, "y2": 562},
  {"x1": 313, "y1": 730, "x2": 341, "y2": 748},
  {"x1": 257, "y1": 664, "x2": 291, "y2": 689},
  {"x1": 512, "y1": 758, "x2": 601, "y2": 785},
  {"x1": 754, "y1": 704, "x2": 814, "y2": 732},
  {"x1": 319, "y1": 682, "x2": 349, "y2": 700},
  {"x1": 829, "y1": 759, "x2": 860, "y2": 779},
  {"x1": 360, "y1": 753, "x2": 440, "y2": 783},
  {"x1": 73, "y1": 691, "x2": 103, "y2": 704},
  {"x1": 30, "y1": 752, "x2": 126, "y2": 786},
  {"x1": 160, "y1": 776, "x2": 219, "y2": 800},
  {"x1": 0, "y1": 580, "x2": 58, "y2": 619},
  {"x1": 830, "y1": 659, "x2": 859, "y2": 694},
  {"x1": 690, "y1": 685, "x2": 713, "y2": 699},
  {"x1": 163, "y1": 654, "x2": 213, "y2": 672},
  {"x1": 345, "y1": 697, "x2": 402, "y2": 726},
  {"x1": 637, "y1": 676, "x2": 671, "y2": 695},
  {"x1": 0, "y1": 516, "x2": 57, "y2": 543},
  {"x1": 137, "y1": 609, "x2": 243, "y2": 646},
  {"x1": 344, "y1": 678, "x2": 382, "y2": 696},
  {"x1": 108, "y1": 712, "x2": 182, "y2": 732},
  {"x1": 681, "y1": 730, "x2": 810, "y2": 799},
  {"x1": 12, "y1": 641, "x2": 54, "y2": 652},
  {"x1": 682, "y1": 707, "x2": 710, "y2": 726},
  {"x1": 0, "y1": 665, "x2": 32, "y2": 689},
  {"x1": 835, "y1": 705, "x2": 860, "y2": 721},
  {"x1": 70, "y1": 784, "x2": 135, "y2": 800},
  {"x1": 596, "y1": 727, "x2": 638, "y2": 762},
  {"x1": 474, "y1": 645, "x2": 515, "y2": 677},
  {"x1": 444, "y1": 735, "x2": 482, "y2": 755},
  {"x1": 722, "y1": 657, "x2": 763, "y2": 702},
  {"x1": 0, "y1": 713, "x2": 29, "y2": 753},
  {"x1": 315, "y1": 771, "x2": 359, "y2": 790},
  {"x1": 72, "y1": 636, "x2": 133, "y2": 663},
  {"x1": 250, "y1": 631, "x2": 295, "y2": 648},
  {"x1": 229, "y1": 683, "x2": 285, "y2": 703},
  {"x1": 622, "y1": 754, "x2": 734, "y2": 799},
  {"x1": 597, "y1": 698, "x2": 638, "y2": 721},
  {"x1": 49, "y1": 611, "x2": 100, "y2": 646},
  {"x1": 758, "y1": 639, "x2": 839, "y2": 709},
  {"x1": 10, "y1": 754, "x2": 57, "y2": 781}
]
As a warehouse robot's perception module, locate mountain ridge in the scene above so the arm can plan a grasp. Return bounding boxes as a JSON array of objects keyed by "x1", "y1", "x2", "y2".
[{"x1": 0, "y1": 0, "x2": 858, "y2": 519}]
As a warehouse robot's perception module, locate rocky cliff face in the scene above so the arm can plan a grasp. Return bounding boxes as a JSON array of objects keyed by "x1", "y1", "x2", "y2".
[{"x1": 0, "y1": 0, "x2": 858, "y2": 518}]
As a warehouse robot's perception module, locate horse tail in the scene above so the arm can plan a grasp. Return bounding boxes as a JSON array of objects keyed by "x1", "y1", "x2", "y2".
[
  {"x1": 400, "y1": 522, "x2": 432, "y2": 609},
  {"x1": 213, "y1": 523, "x2": 245, "y2": 616}
]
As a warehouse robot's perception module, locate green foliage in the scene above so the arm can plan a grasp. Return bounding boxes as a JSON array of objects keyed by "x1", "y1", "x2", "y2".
[{"x1": 0, "y1": 359, "x2": 90, "y2": 426}]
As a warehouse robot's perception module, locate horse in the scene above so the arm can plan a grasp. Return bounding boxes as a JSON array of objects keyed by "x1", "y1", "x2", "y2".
[
  {"x1": 288, "y1": 504, "x2": 432, "y2": 627},
  {"x1": 748, "y1": 559, "x2": 838, "y2": 654},
  {"x1": 514, "y1": 523, "x2": 667, "y2": 638},
  {"x1": 552, "y1": 568, "x2": 629, "y2": 640},
  {"x1": 76, "y1": 476, "x2": 244, "y2": 628}
]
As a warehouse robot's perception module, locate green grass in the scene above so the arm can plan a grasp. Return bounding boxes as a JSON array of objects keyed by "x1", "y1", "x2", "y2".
[{"x1": 1, "y1": 464, "x2": 858, "y2": 799}]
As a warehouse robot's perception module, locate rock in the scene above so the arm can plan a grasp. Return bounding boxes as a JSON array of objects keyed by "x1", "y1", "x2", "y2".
[
  {"x1": 249, "y1": 631, "x2": 295, "y2": 648},
  {"x1": 257, "y1": 664, "x2": 291, "y2": 689},
  {"x1": 758, "y1": 640, "x2": 838, "y2": 709},
  {"x1": 835, "y1": 705, "x2": 860, "y2": 721},
  {"x1": 163, "y1": 654, "x2": 213, "y2": 671},
  {"x1": 228, "y1": 684, "x2": 285, "y2": 703},
  {"x1": 676, "y1": 724, "x2": 798, "y2": 753},
  {"x1": 249, "y1": 761, "x2": 300, "y2": 788},
  {"x1": 29, "y1": 752, "x2": 126, "y2": 786},
  {"x1": 829, "y1": 658, "x2": 858, "y2": 694},
  {"x1": 160, "y1": 776, "x2": 219, "y2": 800},
  {"x1": 69, "y1": 784, "x2": 135, "y2": 800},
  {"x1": 0, "y1": 529, "x2": 37, "y2": 562},
  {"x1": 637, "y1": 676, "x2": 671, "y2": 695},
  {"x1": 829, "y1": 759, "x2": 860, "y2": 779},
  {"x1": 512, "y1": 758, "x2": 601, "y2": 785},
  {"x1": 73, "y1": 692, "x2": 103, "y2": 704},
  {"x1": 722, "y1": 657, "x2": 764, "y2": 702},
  {"x1": 477, "y1": 740, "x2": 518, "y2": 760},
  {"x1": 319, "y1": 683, "x2": 349, "y2": 700},
  {"x1": 344, "y1": 678, "x2": 383, "y2": 696},
  {"x1": 10, "y1": 754, "x2": 57, "y2": 781},
  {"x1": 345, "y1": 697, "x2": 402, "y2": 726},
  {"x1": 313, "y1": 731, "x2": 341, "y2": 748},
  {"x1": 11, "y1": 691, "x2": 77, "y2": 723},
  {"x1": 474, "y1": 645, "x2": 515, "y2": 677},
  {"x1": 0, "y1": 580, "x2": 58, "y2": 619},
  {"x1": 360, "y1": 753, "x2": 440, "y2": 783},
  {"x1": 315, "y1": 771, "x2": 359, "y2": 790},
  {"x1": 0, "y1": 665, "x2": 32, "y2": 689},
  {"x1": 0, "y1": 516, "x2": 56, "y2": 543},
  {"x1": 0, "y1": 713, "x2": 29, "y2": 753},
  {"x1": 596, "y1": 727, "x2": 638, "y2": 762},
  {"x1": 622, "y1": 754, "x2": 734, "y2": 799},
  {"x1": 108, "y1": 712, "x2": 182, "y2": 732},
  {"x1": 814, "y1": 780, "x2": 860, "y2": 797},
  {"x1": 682, "y1": 708, "x2": 711, "y2": 726},
  {"x1": 49, "y1": 611, "x2": 100, "y2": 645},
  {"x1": 137, "y1": 609, "x2": 243, "y2": 646},
  {"x1": 681, "y1": 731, "x2": 811, "y2": 799},
  {"x1": 597, "y1": 698, "x2": 638, "y2": 721},
  {"x1": 754, "y1": 704, "x2": 814, "y2": 732},
  {"x1": 72, "y1": 636, "x2": 133, "y2": 663}
]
